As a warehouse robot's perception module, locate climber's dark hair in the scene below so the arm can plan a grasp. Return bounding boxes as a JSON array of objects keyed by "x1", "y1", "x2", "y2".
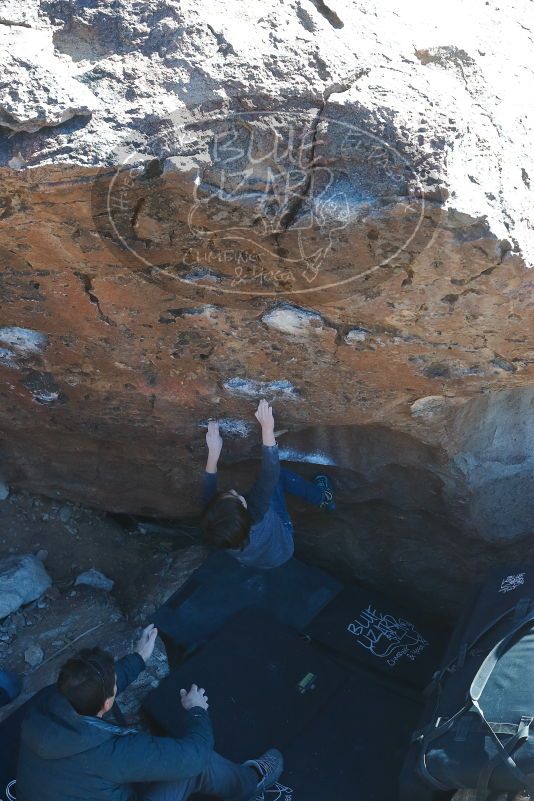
[
  {"x1": 58, "y1": 647, "x2": 116, "y2": 716},
  {"x1": 200, "y1": 492, "x2": 251, "y2": 550}
]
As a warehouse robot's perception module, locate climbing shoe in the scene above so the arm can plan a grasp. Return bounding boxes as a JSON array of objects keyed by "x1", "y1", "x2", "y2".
[
  {"x1": 314, "y1": 474, "x2": 336, "y2": 511},
  {"x1": 243, "y1": 748, "x2": 284, "y2": 796}
]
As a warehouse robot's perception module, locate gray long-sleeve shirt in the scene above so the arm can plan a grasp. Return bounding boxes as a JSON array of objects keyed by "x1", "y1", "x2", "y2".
[{"x1": 202, "y1": 444, "x2": 294, "y2": 569}]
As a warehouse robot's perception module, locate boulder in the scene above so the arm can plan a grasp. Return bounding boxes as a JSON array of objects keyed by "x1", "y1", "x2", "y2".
[
  {"x1": 0, "y1": 0, "x2": 532, "y2": 617},
  {"x1": 0, "y1": 555, "x2": 52, "y2": 619},
  {"x1": 24, "y1": 643, "x2": 44, "y2": 668},
  {"x1": 74, "y1": 569, "x2": 114, "y2": 592}
]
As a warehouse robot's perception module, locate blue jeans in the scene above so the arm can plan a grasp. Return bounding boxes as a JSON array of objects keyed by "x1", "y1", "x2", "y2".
[
  {"x1": 269, "y1": 468, "x2": 325, "y2": 529},
  {"x1": 140, "y1": 752, "x2": 258, "y2": 801}
]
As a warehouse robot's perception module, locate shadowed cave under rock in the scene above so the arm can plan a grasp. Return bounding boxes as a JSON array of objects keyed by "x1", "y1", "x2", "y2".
[{"x1": 206, "y1": 386, "x2": 534, "y2": 622}]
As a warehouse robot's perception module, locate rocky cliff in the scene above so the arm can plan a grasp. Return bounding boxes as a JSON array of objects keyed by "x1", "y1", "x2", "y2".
[{"x1": 0, "y1": 0, "x2": 533, "y2": 616}]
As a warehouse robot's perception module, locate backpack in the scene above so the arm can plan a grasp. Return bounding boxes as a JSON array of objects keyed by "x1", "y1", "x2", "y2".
[{"x1": 403, "y1": 565, "x2": 534, "y2": 801}]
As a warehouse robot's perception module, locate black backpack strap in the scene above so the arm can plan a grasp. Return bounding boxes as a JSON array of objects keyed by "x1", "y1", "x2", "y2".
[
  {"x1": 423, "y1": 599, "x2": 520, "y2": 698},
  {"x1": 470, "y1": 611, "x2": 534, "y2": 702},
  {"x1": 469, "y1": 613, "x2": 534, "y2": 799},
  {"x1": 414, "y1": 705, "x2": 470, "y2": 791},
  {"x1": 513, "y1": 597, "x2": 531, "y2": 621},
  {"x1": 416, "y1": 607, "x2": 534, "y2": 797},
  {"x1": 418, "y1": 612, "x2": 534, "y2": 797},
  {"x1": 442, "y1": 598, "x2": 533, "y2": 681},
  {"x1": 474, "y1": 713, "x2": 533, "y2": 801}
]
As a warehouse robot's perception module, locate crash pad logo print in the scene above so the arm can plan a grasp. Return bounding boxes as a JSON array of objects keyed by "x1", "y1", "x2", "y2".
[
  {"x1": 3, "y1": 779, "x2": 16, "y2": 801},
  {"x1": 255, "y1": 782, "x2": 293, "y2": 800},
  {"x1": 99, "y1": 108, "x2": 429, "y2": 298},
  {"x1": 347, "y1": 606, "x2": 428, "y2": 667},
  {"x1": 499, "y1": 573, "x2": 526, "y2": 593}
]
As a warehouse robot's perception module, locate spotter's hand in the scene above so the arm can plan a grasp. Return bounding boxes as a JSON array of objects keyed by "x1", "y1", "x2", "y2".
[
  {"x1": 180, "y1": 684, "x2": 209, "y2": 711},
  {"x1": 135, "y1": 624, "x2": 158, "y2": 664}
]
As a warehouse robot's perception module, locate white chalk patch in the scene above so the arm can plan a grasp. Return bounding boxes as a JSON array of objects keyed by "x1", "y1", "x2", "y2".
[
  {"x1": 262, "y1": 304, "x2": 323, "y2": 336},
  {"x1": 344, "y1": 328, "x2": 370, "y2": 343},
  {"x1": 410, "y1": 395, "x2": 447, "y2": 418},
  {"x1": 198, "y1": 418, "x2": 251, "y2": 438},
  {"x1": 0, "y1": 348, "x2": 19, "y2": 369},
  {"x1": 224, "y1": 377, "x2": 300, "y2": 399},
  {"x1": 184, "y1": 305, "x2": 218, "y2": 317},
  {"x1": 32, "y1": 390, "x2": 59, "y2": 404},
  {"x1": 183, "y1": 267, "x2": 221, "y2": 284},
  {"x1": 0, "y1": 327, "x2": 48, "y2": 354},
  {"x1": 278, "y1": 447, "x2": 336, "y2": 466},
  {"x1": 8, "y1": 153, "x2": 27, "y2": 170}
]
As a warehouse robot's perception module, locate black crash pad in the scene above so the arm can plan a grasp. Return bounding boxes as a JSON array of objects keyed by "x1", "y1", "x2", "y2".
[
  {"x1": 144, "y1": 607, "x2": 348, "y2": 763},
  {"x1": 153, "y1": 552, "x2": 342, "y2": 665},
  {"x1": 306, "y1": 586, "x2": 449, "y2": 689},
  {"x1": 281, "y1": 672, "x2": 422, "y2": 801}
]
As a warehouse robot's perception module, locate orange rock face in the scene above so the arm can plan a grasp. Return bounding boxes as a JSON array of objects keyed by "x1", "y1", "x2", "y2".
[{"x1": 0, "y1": 0, "x2": 533, "y2": 615}]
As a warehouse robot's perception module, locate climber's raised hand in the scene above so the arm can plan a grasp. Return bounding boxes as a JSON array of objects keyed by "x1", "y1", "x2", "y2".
[
  {"x1": 205, "y1": 420, "x2": 223, "y2": 473},
  {"x1": 255, "y1": 399, "x2": 276, "y2": 446}
]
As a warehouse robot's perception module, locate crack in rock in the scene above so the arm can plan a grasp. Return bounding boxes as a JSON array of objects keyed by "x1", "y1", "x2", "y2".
[
  {"x1": 206, "y1": 24, "x2": 237, "y2": 57},
  {"x1": 130, "y1": 197, "x2": 146, "y2": 234},
  {"x1": 279, "y1": 72, "x2": 369, "y2": 232},
  {"x1": 75, "y1": 272, "x2": 115, "y2": 326},
  {"x1": 307, "y1": 0, "x2": 344, "y2": 29},
  {"x1": 0, "y1": 19, "x2": 33, "y2": 28}
]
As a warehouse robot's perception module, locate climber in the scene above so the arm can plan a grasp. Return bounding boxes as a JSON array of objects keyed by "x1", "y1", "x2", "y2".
[
  {"x1": 16, "y1": 623, "x2": 283, "y2": 801},
  {"x1": 200, "y1": 398, "x2": 336, "y2": 569}
]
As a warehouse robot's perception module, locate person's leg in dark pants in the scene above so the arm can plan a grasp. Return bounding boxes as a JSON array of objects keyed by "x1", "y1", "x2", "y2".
[
  {"x1": 140, "y1": 774, "x2": 196, "y2": 801},
  {"x1": 279, "y1": 467, "x2": 327, "y2": 506},
  {"x1": 268, "y1": 468, "x2": 335, "y2": 534},
  {"x1": 268, "y1": 474, "x2": 293, "y2": 528},
  {"x1": 195, "y1": 753, "x2": 258, "y2": 801},
  {"x1": 141, "y1": 752, "x2": 258, "y2": 801}
]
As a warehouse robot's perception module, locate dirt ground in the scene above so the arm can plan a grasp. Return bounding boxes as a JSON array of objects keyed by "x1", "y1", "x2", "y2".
[{"x1": 0, "y1": 489, "x2": 206, "y2": 723}]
